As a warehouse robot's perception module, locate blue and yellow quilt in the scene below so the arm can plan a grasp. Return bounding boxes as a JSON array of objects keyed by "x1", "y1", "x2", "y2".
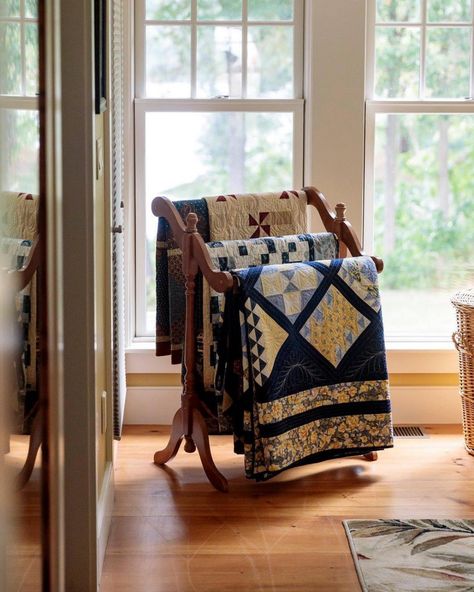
[{"x1": 219, "y1": 256, "x2": 393, "y2": 481}]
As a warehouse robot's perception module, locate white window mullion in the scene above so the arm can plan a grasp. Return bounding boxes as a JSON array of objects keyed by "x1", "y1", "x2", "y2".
[
  {"x1": 293, "y1": 0, "x2": 305, "y2": 98},
  {"x1": 420, "y1": 0, "x2": 428, "y2": 98},
  {"x1": 135, "y1": 0, "x2": 146, "y2": 98},
  {"x1": 365, "y1": 0, "x2": 376, "y2": 100},
  {"x1": 292, "y1": 100, "x2": 304, "y2": 187},
  {"x1": 471, "y1": 0, "x2": 474, "y2": 98},
  {"x1": 191, "y1": 0, "x2": 197, "y2": 98},
  {"x1": 133, "y1": 103, "x2": 148, "y2": 338},
  {"x1": 20, "y1": 0, "x2": 26, "y2": 95},
  {"x1": 242, "y1": 0, "x2": 248, "y2": 98}
]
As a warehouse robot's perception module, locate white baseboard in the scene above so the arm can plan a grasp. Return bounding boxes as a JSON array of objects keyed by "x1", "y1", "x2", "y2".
[
  {"x1": 390, "y1": 386, "x2": 461, "y2": 424},
  {"x1": 124, "y1": 386, "x2": 182, "y2": 424},
  {"x1": 124, "y1": 385, "x2": 463, "y2": 426},
  {"x1": 97, "y1": 461, "x2": 114, "y2": 582}
]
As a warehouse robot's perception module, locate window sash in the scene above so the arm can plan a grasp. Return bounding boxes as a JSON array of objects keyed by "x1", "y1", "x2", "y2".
[
  {"x1": 133, "y1": 1, "x2": 305, "y2": 339},
  {"x1": 364, "y1": 99, "x2": 474, "y2": 341},
  {"x1": 135, "y1": 0, "x2": 304, "y2": 99},
  {"x1": 366, "y1": 0, "x2": 474, "y2": 100}
]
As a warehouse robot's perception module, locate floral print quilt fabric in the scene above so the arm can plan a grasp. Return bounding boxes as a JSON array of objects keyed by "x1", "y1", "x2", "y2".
[
  {"x1": 204, "y1": 233, "x2": 339, "y2": 430},
  {"x1": 219, "y1": 256, "x2": 393, "y2": 480}
]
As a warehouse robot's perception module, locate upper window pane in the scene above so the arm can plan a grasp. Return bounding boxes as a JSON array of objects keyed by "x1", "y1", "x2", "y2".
[
  {"x1": 0, "y1": 0, "x2": 20, "y2": 17},
  {"x1": 376, "y1": 0, "x2": 421, "y2": 22},
  {"x1": 425, "y1": 27, "x2": 471, "y2": 98},
  {"x1": 25, "y1": 0, "x2": 38, "y2": 18},
  {"x1": 247, "y1": 25, "x2": 293, "y2": 98},
  {"x1": 197, "y1": 0, "x2": 242, "y2": 21},
  {"x1": 25, "y1": 23, "x2": 39, "y2": 96},
  {"x1": 146, "y1": 25, "x2": 191, "y2": 97},
  {"x1": 146, "y1": 0, "x2": 191, "y2": 20},
  {"x1": 375, "y1": 27, "x2": 420, "y2": 98},
  {"x1": 428, "y1": 0, "x2": 472, "y2": 22},
  {"x1": 196, "y1": 26, "x2": 242, "y2": 97},
  {"x1": 248, "y1": 0, "x2": 294, "y2": 21},
  {"x1": 0, "y1": 23, "x2": 22, "y2": 95}
]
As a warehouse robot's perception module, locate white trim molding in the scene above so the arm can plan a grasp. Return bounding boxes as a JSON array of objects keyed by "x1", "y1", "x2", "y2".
[
  {"x1": 124, "y1": 385, "x2": 463, "y2": 426},
  {"x1": 125, "y1": 386, "x2": 182, "y2": 425}
]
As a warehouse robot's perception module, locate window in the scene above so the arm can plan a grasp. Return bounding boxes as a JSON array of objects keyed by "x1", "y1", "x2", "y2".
[
  {"x1": 0, "y1": 0, "x2": 39, "y2": 195},
  {"x1": 134, "y1": 0, "x2": 304, "y2": 337},
  {"x1": 365, "y1": 0, "x2": 474, "y2": 339}
]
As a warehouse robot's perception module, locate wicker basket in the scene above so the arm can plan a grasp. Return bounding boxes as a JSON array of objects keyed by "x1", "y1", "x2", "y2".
[{"x1": 451, "y1": 289, "x2": 474, "y2": 455}]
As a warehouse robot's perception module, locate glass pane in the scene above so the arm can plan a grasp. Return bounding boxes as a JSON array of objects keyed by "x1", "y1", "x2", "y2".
[
  {"x1": 376, "y1": 0, "x2": 421, "y2": 22},
  {"x1": 146, "y1": 25, "x2": 191, "y2": 97},
  {"x1": 146, "y1": 0, "x2": 191, "y2": 20},
  {"x1": 144, "y1": 110, "x2": 293, "y2": 332},
  {"x1": 0, "y1": 23, "x2": 22, "y2": 95},
  {"x1": 25, "y1": 0, "x2": 38, "y2": 18},
  {"x1": 248, "y1": 0, "x2": 294, "y2": 21},
  {"x1": 25, "y1": 23, "x2": 39, "y2": 96},
  {"x1": 425, "y1": 27, "x2": 471, "y2": 98},
  {"x1": 197, "y1": 0, "x2": 242, "y2": 20},
  {"x1": 428, "y1": 0, "x2": 472, "y2": 22},
  {"x1": 0, "y1": 0, "x2": 20, "y2": 17},
  {"x1": 375, "y1": 27, "x2": 420, "y2": 98},
  {"x1": 373, "y1": 113, "x2": 474, "y2": 337},
  {"x1": 0, "y1": 109, "x2": 39, "y2": 194},
  {"x1": 196, "y1": 26, "x2": 242, "y2": 98},
  {"x1": 247, "y1": 25, "x2": 293, "y2": 98}
]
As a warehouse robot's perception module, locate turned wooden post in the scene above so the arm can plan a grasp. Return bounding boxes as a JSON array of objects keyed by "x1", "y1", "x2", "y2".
[
  {"x1": 335, "y1": 202, "x2": 348, "y2": 258},
  {"x1": 182, "y1": 212, "x2": 199, "y2": 453}
]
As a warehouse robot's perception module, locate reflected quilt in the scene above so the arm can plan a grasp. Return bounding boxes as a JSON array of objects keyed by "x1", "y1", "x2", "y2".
[{"x1": 220, "y1": 256, "x2": 393, "y2": 481}]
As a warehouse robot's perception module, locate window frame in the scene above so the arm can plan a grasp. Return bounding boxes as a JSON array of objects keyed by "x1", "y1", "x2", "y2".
[
  {"x1": 133, "y1": 0, "x2": 305, "y2": 339},
  {"x1": 364, "y1": 0, "x2": 474, "y2": 342}
]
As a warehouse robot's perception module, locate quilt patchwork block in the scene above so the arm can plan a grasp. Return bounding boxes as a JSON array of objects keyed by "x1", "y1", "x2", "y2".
[{"x1": 203, "y1": 233, "x2": 339, "y2": 430}]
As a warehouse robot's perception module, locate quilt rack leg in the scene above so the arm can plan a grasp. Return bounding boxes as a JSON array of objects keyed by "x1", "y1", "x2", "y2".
[
  {"x1": 153, "y1": 407, "x2": 229, "y2": 493},
  {"x1": 153, "y1": 214, "x2": 228, "y2": 492}
]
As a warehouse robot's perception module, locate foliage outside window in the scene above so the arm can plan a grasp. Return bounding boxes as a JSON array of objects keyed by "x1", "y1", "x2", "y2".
[{"x1": 367, "y1": 0, "x2": 474, "y2": 338}]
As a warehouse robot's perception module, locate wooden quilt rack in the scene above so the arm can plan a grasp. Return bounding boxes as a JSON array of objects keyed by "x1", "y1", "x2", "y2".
[{"x1": 151, "y1": 186, "x2": 383, "y2": 492}]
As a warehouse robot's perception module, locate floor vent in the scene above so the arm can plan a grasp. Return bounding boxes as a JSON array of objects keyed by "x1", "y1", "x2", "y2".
[{"x1": 393, "y1": 425, "x2": 428, "y2": 438}]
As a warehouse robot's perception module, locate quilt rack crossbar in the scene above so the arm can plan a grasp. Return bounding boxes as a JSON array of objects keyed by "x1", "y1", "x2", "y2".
[{"x1": 150, "y1": 186, "x2": 383, "y2": 492}]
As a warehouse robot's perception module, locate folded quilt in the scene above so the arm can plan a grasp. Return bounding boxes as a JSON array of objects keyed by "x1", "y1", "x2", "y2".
[
  {"x1": 155, "y1": 199, "x2": 210, "y2": 362},
  {"x1": 155, "y1": 191, "x2": 311, "y2": 433},
  {"x1": 204, "y1": 190, "x2": 307, "y2": 241},
  {"x1": 219, "y1": 256, "x2": 393, "y2": 481},
  {"x1": 204, "y1": 233, "x2": 339, "y2": 430}
]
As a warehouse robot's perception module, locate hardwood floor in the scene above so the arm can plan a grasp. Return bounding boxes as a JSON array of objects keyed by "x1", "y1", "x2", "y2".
[
  {"x1": 101, "y1": 425, "x2": 474, "y2": 592},
  {"x1": 6, "y1": 435, "x2": 42, "y2": 592}
]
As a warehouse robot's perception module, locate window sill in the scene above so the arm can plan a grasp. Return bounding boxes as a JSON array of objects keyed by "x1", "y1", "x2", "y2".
[{"x1": 126, "y1": 339, "x2": 458, "y2": 375}]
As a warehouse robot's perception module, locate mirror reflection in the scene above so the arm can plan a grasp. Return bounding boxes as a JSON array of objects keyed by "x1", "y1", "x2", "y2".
[{"x1": 0, "y1": 0, "x2": 41, "y2": 589}]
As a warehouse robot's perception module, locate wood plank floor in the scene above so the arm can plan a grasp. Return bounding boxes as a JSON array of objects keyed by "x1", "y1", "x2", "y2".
[
  {"x1": 100, "y1": 425, "x2": 474, "y2": 592},
  {"x1": 6, "y1": 435, "x2": 42, "y2": 592}
]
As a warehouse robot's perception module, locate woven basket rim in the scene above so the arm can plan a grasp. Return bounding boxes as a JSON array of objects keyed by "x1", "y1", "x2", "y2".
[{"x1": 451, "y1": 288, "x2": 474, "y2": 308}]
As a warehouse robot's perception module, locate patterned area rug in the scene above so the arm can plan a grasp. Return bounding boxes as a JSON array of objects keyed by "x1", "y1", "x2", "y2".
[{"x1": 344, "y1": 519, "x2": 474, "y2": 591}]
